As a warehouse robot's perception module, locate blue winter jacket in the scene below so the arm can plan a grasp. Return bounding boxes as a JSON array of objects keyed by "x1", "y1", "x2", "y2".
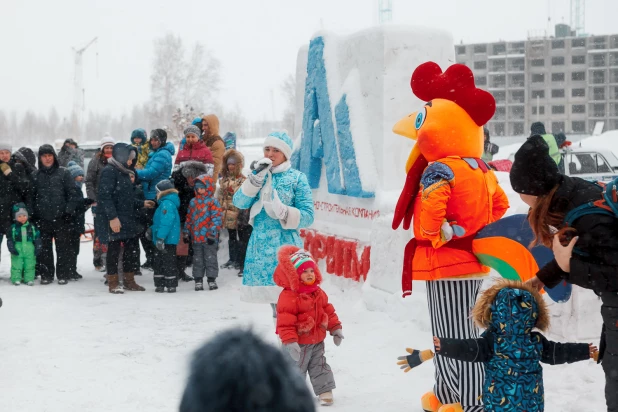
[
  {"x1": 136, "y1": 142, "x2": 175, "y2": 200},
  {"x1": 233, "y1": 167, "x2": 314, "y2": 303},
  {"x1": 437, "y1": 286, "x2": 590, "y2": 412},
  {"x1": 151, "y1": 189, "x2": 181, "y2": 245}
]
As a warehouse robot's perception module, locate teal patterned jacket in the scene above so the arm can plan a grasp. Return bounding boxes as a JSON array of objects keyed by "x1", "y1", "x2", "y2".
[
  {"x1": 438, "y1": 287, "x2": 590, "y2": 411},
  {"x1": 233, "y1": 167, "x2": 314, "y2": 302}
]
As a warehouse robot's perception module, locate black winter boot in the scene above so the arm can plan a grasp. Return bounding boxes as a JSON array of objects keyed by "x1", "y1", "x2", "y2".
[{"x1": 207, "y1": 278, "x2": 218, "y2": 290}]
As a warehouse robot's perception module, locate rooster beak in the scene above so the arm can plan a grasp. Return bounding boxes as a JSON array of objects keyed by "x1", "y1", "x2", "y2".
[
  {"x1": 393, "y1": 112, "x2": 421, "y2": 173},
  {"x1": 393, "y1": 112, "x2": 419, "y2": 140}
]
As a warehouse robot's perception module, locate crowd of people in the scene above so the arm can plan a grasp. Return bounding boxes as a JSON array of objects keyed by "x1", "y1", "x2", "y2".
[{"x1": 0, "y1": 114, "x2": 258, "y2": 293}]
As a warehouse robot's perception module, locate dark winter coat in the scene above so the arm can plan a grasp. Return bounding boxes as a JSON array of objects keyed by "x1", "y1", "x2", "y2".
[
  {"x1": 97, "y1": 144, "x2": 143, "y2": 241},
  {"x1": 31, "y1": 145, "x2": 82, "y2": 228},
  {"x1": 171, "y1": 161, "x2": 210, "y2": 225},
  {"x1": 67, "y1": 185, "x2": 93, "y2": 235},
  {"x1": 0, "y1": 159, "x2": 29, "y2": 233},
  {"x1": 85, "y1": 152, "x2": 108, "y2": 201},
  {"x1": 437, "y1": 281, "x2": 590, "y2": 412},
  {"x1": 136, "y1": 141, "x2": 175, "y2": 200},
  {"x1": 57, "y1": 145, "x2": 85, "y2": 168},
  {"x1": 536, "y1": 176, "x2": 618, "y2": 293}
]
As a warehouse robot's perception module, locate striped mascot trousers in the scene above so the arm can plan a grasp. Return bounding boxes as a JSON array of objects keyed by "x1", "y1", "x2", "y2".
[{"x1": 426, "y1": 280, "x2": 484, "y2": 412}]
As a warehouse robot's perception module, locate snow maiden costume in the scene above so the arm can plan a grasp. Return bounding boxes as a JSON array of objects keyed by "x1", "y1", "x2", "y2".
[
  {"x1": 233, "y1": 132, "x2": 314, "y2": 306},
  {"x1": 392, "y1": 62, "x2": 509, "y2": 412}
]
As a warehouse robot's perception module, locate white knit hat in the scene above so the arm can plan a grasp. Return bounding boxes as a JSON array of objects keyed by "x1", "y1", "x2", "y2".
[
  {"x1": 263, "y1": 131, "x2": 293, "y2": 160},
  {"x1": 100, "y1": 134, "x2": 116, "y2": 149},
  {"x1": 0, "y1": 142, "x2": 12, "y2": 152}
]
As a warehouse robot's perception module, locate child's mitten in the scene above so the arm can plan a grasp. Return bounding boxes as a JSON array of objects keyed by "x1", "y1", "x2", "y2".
[
  {"x1": 156, "y1": 239, "x2": 165, "y2": 251},
  {"x1": 284, "y1": 342, "x2": 301, "y2": 362},
  {"x1": 397, "y1": 348, "x2": 434, "y2": 373},
  {"x1": 7, "y1": 240, "x2": 18, "y2": 256},
  {"x1": 332, "y1": 329, "x2": 344, "y2": 346}
]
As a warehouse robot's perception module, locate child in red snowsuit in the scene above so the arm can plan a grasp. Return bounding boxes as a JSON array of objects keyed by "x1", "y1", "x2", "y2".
[{"x1": 274, "y1": 245, "x2": 343, "y2": 406}]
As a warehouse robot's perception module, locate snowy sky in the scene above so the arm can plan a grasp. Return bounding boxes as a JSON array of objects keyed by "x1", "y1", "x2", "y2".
[{"x1": 1, "y1": 0, "x2": 617, "y2": 122}]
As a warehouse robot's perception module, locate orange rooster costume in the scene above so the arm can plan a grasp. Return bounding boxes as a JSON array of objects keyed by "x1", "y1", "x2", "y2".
[{"x1": 392, "y1": 62, "x2": 509, "y2": 412}]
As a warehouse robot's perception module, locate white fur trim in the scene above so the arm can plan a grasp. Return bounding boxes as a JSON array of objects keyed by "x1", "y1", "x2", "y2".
[
  {"x1": 280, "y1": 206, "x2": 300, "y2": 230},
  {"x1": 241, "y1": 178, "x2": 261, "y2": 198},
  {"x1": 264, "y1": 136, "x2": 292, "y2": 161}
]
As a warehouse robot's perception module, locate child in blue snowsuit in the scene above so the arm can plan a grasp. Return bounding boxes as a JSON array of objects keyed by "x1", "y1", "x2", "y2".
[
  {"x1": 7, "y1": 203, "x2": 41, "y2": 286},
  {"x1": 431, "y1": 280, "x2": 596, "y2": 412},
  {"x1": 150, "y1": 179, "x2": 181, "y2": 293}
]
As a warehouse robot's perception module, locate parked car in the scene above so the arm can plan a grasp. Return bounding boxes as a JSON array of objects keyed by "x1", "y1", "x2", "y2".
[{"x1": 509, "y1": 147, "x2": 618, "y2": 182}]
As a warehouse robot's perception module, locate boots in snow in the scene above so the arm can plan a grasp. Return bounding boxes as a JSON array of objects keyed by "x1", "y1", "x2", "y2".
[
  {"x1": 179, "y1": 272, "x2": 194, "y2": 282},
  {"x1": 421, "y1": 391, "x2": 443, "y2": 412},
  {"x1": 207, "y1": 278, "x2": 218, "y2": 290},
  {"x1": 123, "y1": 272, "x2": 145, "y2": 291},
  {"x1": 167, "y1": 287, "x2": 176, "y2": 293},
  {"x1": 40, "y1": 279, "x2": 52, "y2": 285},
  {"x1": 319, "y1": 391, "x2": 334, "y2": 406},
  {"x1": 58, "y1": 279, "x2": 68, "y2": 285},
  {"x1": 195, "y1": 280, "x2": 204, "y2": 291},
  {"x1": 220, "y1": 260, "x2": 234, "y2": 269},
  {"x1": 155, "y1": 286, "x2": 165, "y2": 293},
  {"x1": 27, "y1": 281, "x2": 34, "y2": 286},
  {"x1": 233, "y1": 261, "x2": 241, "y2": 270},
  {"x1": 107, "y1": 274, "x2": 124, "y2": 294},
  {"x1": 237, "y1": 268, "x2": 243, "y2": 277},
  {"x1": 437, "y1": 404, "x2": 463, "y2": 412},
  {"x1": 13, "y1": 281, "x2": 20, "y2": 286}
]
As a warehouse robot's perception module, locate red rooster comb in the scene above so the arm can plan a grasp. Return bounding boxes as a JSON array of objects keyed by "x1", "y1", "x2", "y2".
[{"x1": 411, "y1": 62, "x2": 496, "y2": 126}]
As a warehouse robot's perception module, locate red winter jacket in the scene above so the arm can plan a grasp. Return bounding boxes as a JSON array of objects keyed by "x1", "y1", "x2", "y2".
[
  {"x1": 274, "y1": 245, "x2": 342, "y2": 345},
  {"x1": 174, "y1": 141, "x2": 214, "y2": 166}
]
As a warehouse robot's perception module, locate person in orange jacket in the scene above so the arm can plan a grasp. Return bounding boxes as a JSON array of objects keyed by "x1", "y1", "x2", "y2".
[
  {"x1": 392, "y1": 62, "x2": 510, "y2": 412},
  {"x1": 274, "y1": 245, "x2": 343, "y2": 407}
]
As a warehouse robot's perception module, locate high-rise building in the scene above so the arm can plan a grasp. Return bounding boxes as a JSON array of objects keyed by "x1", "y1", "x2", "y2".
[{"x1": 455, "y1": 25, "x2": 618, "y2": 136}]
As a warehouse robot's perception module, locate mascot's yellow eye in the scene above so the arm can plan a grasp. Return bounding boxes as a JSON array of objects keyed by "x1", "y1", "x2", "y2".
[{"x1": 415, "y1": 107, "x2": 427, "y2": 130}]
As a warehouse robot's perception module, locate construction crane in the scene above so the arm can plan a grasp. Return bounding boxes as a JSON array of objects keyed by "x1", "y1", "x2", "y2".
[
  {"x1": 72, "y1": 36, "x2": 98, "y2": 139},
  {"x1": 378, "y1": 0, "x2": 393, "y2": 24},
  {"x1": 570, "y1": 0, "x2": 585, "y2": 37}
]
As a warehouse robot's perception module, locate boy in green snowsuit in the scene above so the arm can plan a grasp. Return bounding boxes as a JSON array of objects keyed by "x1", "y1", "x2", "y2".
[{"x1": 7, "y1": 203, "x2": 41, "y2": 286}]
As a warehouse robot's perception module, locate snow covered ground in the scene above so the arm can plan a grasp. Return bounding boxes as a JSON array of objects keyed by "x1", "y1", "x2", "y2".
[{"x1": 0, "y1": 139, "x2": 608, "y2": 411}]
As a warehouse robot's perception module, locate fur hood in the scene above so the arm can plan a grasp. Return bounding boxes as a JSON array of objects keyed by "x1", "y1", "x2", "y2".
[
  {"x1": 273, "y1": 245, "x2": 322, "y2": 292},
  {"x1": 472, "y1": 279, "x2": 550, "y2": 332},
  {"x1": 221, "y1": 149, "x2": 245, "y2": 178},
  {"x1": 156, "y1": 188, "x2": 179, "y2": 201},
  {"x1": 180, "y1": 160, "x2": 211, "y2": 179}
]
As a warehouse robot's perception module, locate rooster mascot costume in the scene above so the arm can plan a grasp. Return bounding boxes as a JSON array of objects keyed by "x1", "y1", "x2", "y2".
[{"x1": 392, "y1": 62, "x2": 509, "y2": 412}]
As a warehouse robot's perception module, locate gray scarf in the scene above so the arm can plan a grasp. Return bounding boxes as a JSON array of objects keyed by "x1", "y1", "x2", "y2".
[{"x1": 108, "y1": 157, "x2": 133, "y2": 175}]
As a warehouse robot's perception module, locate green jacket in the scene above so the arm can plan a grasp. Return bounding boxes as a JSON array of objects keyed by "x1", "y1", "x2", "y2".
[{"x1": 541, "y1": 134, "x2": 561, "y2": 166}]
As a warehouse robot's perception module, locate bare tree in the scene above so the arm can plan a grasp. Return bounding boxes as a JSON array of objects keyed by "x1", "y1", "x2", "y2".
[
  {"x1": 151, "y1": 34, "x2": 185, "y2": 122},
  {"x1": 280, "y1": 74, "x2": 296, "y2": 135},
  {"x1": 183, "y1": 44, "x2": 221, "y2": 111}
]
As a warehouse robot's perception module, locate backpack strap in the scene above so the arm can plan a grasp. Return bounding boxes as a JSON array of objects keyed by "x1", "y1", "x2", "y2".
[{"x1": 564, "y1": 201, "x2": 616, "y2": 227}]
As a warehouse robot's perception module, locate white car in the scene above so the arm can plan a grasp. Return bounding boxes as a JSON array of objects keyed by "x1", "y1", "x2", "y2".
[{"x1": 509, "y1": 147, "x2": 618, "y2": 182}]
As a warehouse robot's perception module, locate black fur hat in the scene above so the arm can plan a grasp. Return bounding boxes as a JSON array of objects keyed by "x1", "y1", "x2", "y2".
[
  {"x1": 179, "y1": 328, "x2": 315, "y2": 412},
  {"x1": 510, "y1": 135, "x2": 562, "y2": 196}
]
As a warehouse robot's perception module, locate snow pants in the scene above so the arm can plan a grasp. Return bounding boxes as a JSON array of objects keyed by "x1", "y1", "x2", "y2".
[
  {"x1": 227, "y1": 228, "x2": 240, "y2": 264},
  {"x1": 427, "y1": 280, "x2": 484, "y2": 412},
  {"x1": 291, "y1": 341, "x2": 336, "y2": 396},
  {"x1": 37, "y1": 220, "x2": 73, "y2": 281},
  {"x1": 67, "y1": 232, "x2": 81, "y2": 278},
  {"x1": 10, "y1": 241, "x2": 36, "y2": 284},
  {"x1": 92, "y1": 207, "x2": 108, "y2": 268},
  {"x1": 192, "y1": 242, "x2": 218, "y2": 281},
  {"x1": 153, "y1": 244, "x2": 178, "y2": 288},
  {"x1": 601, "y1": 292, "x2": 618, "y2": 412},
  {"x1": 237, "y1": 225, "x2": 252, "y2": 270}
]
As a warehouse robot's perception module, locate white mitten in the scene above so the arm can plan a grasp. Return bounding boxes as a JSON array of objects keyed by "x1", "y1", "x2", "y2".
[
  {"x1": 247, "y1": 158, "x2": 272, "y2": 187},
  {"x1": 332, "y1": 329, "x2": 344, "y2": 347},
  {"x1": 270, "y1": 190, "x2": 289, "y2": 221}
]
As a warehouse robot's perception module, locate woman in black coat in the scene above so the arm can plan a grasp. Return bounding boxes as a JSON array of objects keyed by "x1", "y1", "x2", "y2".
[
  {"x1": 0, "y1": 144, "x2": 29, "y2": 264},
  {"x1": 98, "y1": 143, "x2": 154, "y2": 294},
  {"x1": 511, "y1": 135, "x2": 618, "y2": 412}
]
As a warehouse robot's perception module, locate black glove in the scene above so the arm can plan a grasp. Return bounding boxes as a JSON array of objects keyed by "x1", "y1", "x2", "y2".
[
  {"x1": 207, "y1": 238, "x2": 215, "y2": 245},
  {"x1": 145, "y1": 227, "x2": 152, "y2": 241},
  {"x1": 7, "y1": 240, "x2": 18, "y2": 256},
  {"x1": 156, "y1": 238, "x2": 165, "y2": 251},
  {"x1": 182, "y1": 233, "x2": 191, "y2": 243}
]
